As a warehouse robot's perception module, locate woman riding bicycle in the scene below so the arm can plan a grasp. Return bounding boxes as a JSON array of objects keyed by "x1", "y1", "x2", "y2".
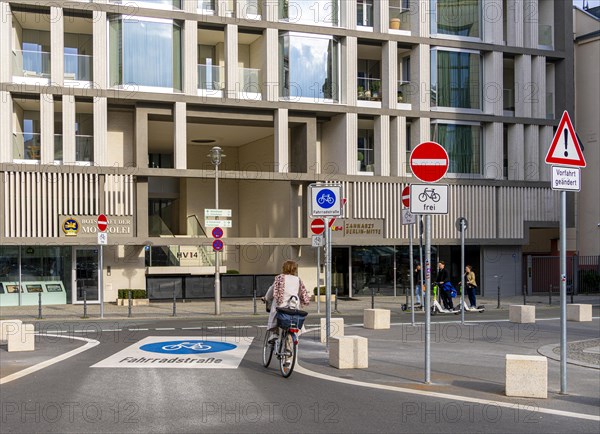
[{"x1": 264, "y1": 260, "x2": 311, "y2": 342}]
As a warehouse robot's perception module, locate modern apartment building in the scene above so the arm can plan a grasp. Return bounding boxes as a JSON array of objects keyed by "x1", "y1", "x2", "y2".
[{"x1": 0, "y1": 0, "x2": 574, "y2": 306}]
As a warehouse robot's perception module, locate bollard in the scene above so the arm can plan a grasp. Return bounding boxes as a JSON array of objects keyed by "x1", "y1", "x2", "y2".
[
  {"x1": 253, "y1": 288, "x2": 257, "y2": 315},
  {"x1": 523, "y1": 284, "x2": 527, "y2": 306},
  {"x1": 38, "y1": 292, "x2": 42, "y2": 319},
  {"x1": 497, "y1": 282, "x2": 501, "y2": 309},
  {"x1": 549, "y1": 284, "x2": 552, "y2": 306},
  {"x1": 172, "y1": 287, "x2": 176, "y2": 317},
  {"x1": 83, "y1": 289, "x2": 88, "y2": 319},
  {"x1": 128, "y1": 290, "x2": 132, "y2": 318},
  {"x1": 371, "y1": 287, "x2": 375, "y2": 309},
  {"x1": 334, "y1": 287, "x2": 339, "y2": 313}
]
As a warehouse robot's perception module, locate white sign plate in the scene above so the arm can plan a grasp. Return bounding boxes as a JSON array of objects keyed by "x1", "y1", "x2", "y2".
[
  {"x1": 205, "y1": 209, "x2": 232, "y2": 217},
  {"x1": 551, "y1": 166, "x2": 581, "y2": 191},
  {"x1": 401, "y1": 209, "x2": 416, "y2": 225},
  {"x1": 409, "y1": 184, "x2": 449, "y2": 214},
  {"x1": 312, "y1": 235, "x2": 324, "y2": 247},
  {"x1": 309, "y1": 184, "x2": 342, "y2": 217},
  {"x1": 97, "y1": 232, "x2": 108, "y2": 245},
  {"x1": 205, "y1": 219, "x2": 233, "y2": 228},
  {"x1": 91, "y1": 336, "x2": 253, "y2": 369}
]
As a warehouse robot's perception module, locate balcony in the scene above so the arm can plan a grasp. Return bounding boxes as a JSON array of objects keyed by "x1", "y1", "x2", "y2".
[
  {"x1": 389, "y1": 6, "x2": 410, "y2": 32},
  {"x1": 357, "y1": 78, "x2": 382, "y2": 102},
  {"x1": 239, "y1": 67, "x2": 261, "y2": 95},
  {"x1": 76, "y1": 135, "x2": 94, "y2": 162},
  {"x1": 397, "y1": 81, "x2": 412, "y2": 105},
  {"x1": 12, "y1": 50, "x2": 50, "y2": 79},
  {"x1": 198, "y1": 64, "x2": 224, "y2": 93},
  {"x1": 13, "y1": 132, "x2": 41, "y2": 161},
  {"x1": 357, "y1": 2, "x2": 374, "y2": 27},
  {"x1": 539, "y1": 24, "x2": 553, "y2": 48},
  {"x1": 64, "y1": 53, "x2": 93, "y2": 81}
]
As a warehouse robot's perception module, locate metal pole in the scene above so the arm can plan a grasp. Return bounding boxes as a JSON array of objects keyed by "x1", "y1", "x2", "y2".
[
  {"x1": 425, "y1": 214, "x2": 431, "y2": 384},
  {"x1": 214, "y1": 164, "x2": 221, "y2": 316},
  {"x1": 128, "y1": 290, "x2": 132, "y2": 318},
  {"x1": 549, "y1": 284, "x2": 552, "y2": 305},
  {"x1": 460, "y1": 219, "x2": 465, "y2": 325},
  {"x1": 83, "y1": 289, "x2": 88, "y2": 319},
  {"x1": 18, "y1": 247, "x2": 22, "y2": 307},
  {"x1": 497, "y1": 277, "x2": 501, "y2": 309},
  {"x1": 38, "y1": 292, "x2": 42, "y2": 319},
  {"x1": 173, "y1": 286, "x2": 177, "y2": 317},
  {"x1": 334, "y1": 287, "x2": 339, "y2": 313},
  {"x1": 419, "y1": 216, "x2": 424, "y2": 311},
  {"x1": 99, "y1": 244, "x2": 104, "y2": 319},
  {"x1": 325, "y1": 217, "x2": 332, "y2": 350},
  {"x1": 560, "y1": 190, "x2": 567, "y2": 394},
  {"x1": 371, "y1": 287, "x2": 375, "y2": 309},
  {"x1": 409, "y1": 224, "x2": 415, "y2": 326},
  {"x1": 253, "y1": 287, "x2": 257, "y2": 315},
  {"x1": 393, "y1": 246, "x2": 397, "y2": 297},
  {"x1": 317, "y1": 245, "x2": 321, "y2": 314},
  {"x1": 523, "y1": 284, "x2": 527, "y2": 305}
]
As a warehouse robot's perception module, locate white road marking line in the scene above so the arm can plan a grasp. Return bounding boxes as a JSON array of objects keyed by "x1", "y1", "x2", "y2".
[
  {"x1": 0, "y1": 334, "x2": 99, "y2": 385},
  {"x1": 294, "y1": 364, "x2": 600, "y2": 422},
  {"x1": 155, "y1": 328, "x2": 174, "y2": 331},
  {"x1": 182, "y1": 327, "x2": 203, "y2": 330},
  {"x1": 207, "y1": 326, "x2": 226, "y2": 329},
  {"x1": 127, "y1": 328, "x2": 148, "y2": 331},
  {"x1": 231, "y1": 326, "x2": 252, "y2": 329}
]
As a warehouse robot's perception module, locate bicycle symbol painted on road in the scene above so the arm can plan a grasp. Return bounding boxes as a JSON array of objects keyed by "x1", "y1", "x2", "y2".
[
  {"x1": 162, "y1": 342, "x2": 212, "y2": 351},
  {"x1": 316, "y1": 189, "x2": 336, "y2": 209},
  {"x1": 139, "y1": 339, "x2": 237, "y2": 355},
  {"x1": 418, "y1": 188, "x2": 440, "y2": 203}
]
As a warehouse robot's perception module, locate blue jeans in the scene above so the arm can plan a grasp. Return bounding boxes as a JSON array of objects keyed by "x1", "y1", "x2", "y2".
[
  {"x1": 415, "y1": 285, "x2": 422, "y2": 304},
  {"x1": 466, "y1": 286, "x2": 477, "y2": 307}
]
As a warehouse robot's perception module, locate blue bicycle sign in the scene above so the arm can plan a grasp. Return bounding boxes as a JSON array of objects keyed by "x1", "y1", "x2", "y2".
[{"x1": 316, "y1": 189, "x2": 336, "y2": 209}]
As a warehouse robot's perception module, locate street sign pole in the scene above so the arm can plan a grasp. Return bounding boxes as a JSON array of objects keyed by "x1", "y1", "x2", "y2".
[
  {"x1": 460, "y1": 219, "x2": 465, "y2": 325},
  {"x1": 409, "y1": 223, "x2": 415, "y2": 326},
  {"x1": 215, "y1": 165, "x2": 220, "y2": 316},
  {"x1": 560, "y1": 191, "x2": 567, "y2": 394},
  {"x1": 317, "y1": 245, "x2": 321, "y2": 314},
  {"x1": 425, "y1": 214, "x2": 431, "y2": 384},
  {"x1": 99, "y1": 244, "x2": 104, "y2": 319},
  {"x1": 325, "y1": 217, "x2": 332, "y2": 350},
  {"x1": 419, "y1": 216, "x2": 424, "y2": 307}
]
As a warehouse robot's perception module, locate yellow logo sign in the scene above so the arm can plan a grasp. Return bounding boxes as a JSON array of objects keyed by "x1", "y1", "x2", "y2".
[{"x1": 62, "y1": 218, "x2": 79, "y2": 236}]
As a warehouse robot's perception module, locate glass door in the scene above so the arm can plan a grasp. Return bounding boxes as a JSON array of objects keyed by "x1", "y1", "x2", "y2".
[{"x1": 73, "y1": 247, "x2": 98, "y2": 304}]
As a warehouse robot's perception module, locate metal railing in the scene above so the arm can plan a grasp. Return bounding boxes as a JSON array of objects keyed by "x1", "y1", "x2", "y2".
[
  {"x1": 12, "y1": 50, "x2": 51, "y2": 78},
  {"x1": 239, "y1": 67, "x2": 261, "y2": 93},
  {"x1": 13, "y1": 132, "x2": 41, "y2": 160},
  {"x1": 64, "y1": 53, "x2": 93, "y2": 81},
  {"x1": 539, "y1": 24, "x2": 553, "y2": 48},
  {"x1": 389, "y1": 6, "x2": 411, "y2": 31},
  {"x1": 198, "y1": 64, "x2": 224, "y2": 91},
  {"x1": 526, "y1": 255, "x2": 600, "y2": 295},
  {"x1": 357, "y1": 77, "x2": 382, "y2": 101}
]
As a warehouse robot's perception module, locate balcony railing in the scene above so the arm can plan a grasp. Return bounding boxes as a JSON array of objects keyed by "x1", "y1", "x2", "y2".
[
  {"x1": 76, "y1": 135, "x2": 94, "y2": 162},
  {"x1": 239, "y1": 67, "x2": 261, "y2": 93},
  {"x1": 539, "y1": 24, "x2": 553, "y2": 48},
  {"x1": 546, "y1": 92, "x2": 554, "y2": 120},
  {"x1": 54, "y1": 134, "x2": 63, "y2": 161},
  {"x1": 389, "y1": 6, "x2": 411, "y2": 32},
  {"x1": 13, "y1": 132, "x2": 41, "y2": 160},
  {"x1": 357, "y1": 2, "x2": 374, "y2": 27},
  {"x1": 13, "y1": 50, "x2": 51, "y2": 78},
  {"x1": 398, "y1": 80, "x2": 412, "y2": 104},
  {"x1": 64, "y1": 53, "x2": 93, "y2": 81},
  {"x1": 198, "y1": 64, "x2": 224, "y2": 91},
  {"x1": 357, "y1": 77, "x2": 382, "y2": 101}
]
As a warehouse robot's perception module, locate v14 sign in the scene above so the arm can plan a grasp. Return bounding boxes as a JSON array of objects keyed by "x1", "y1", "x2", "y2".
[{"x1": 409, "y1": 142, "x2": 449, "y2": 183}]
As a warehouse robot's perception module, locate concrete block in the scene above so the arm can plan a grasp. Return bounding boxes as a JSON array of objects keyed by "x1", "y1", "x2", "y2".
[
  {"x1": 567, "y1": 304, "x2": 592, "y2": 322},
  {"x1": 509, "y1": 305, "x2": 535, "y2": 324},
  {"x1": 320, "y1": 317, "x2": 344, "y2": 343},
  {"x1": 505, "y1": 354, "x2": 547, "y2": 398},
  {"x1": 329, "y1": 336, "x2": 368, "y2": 369},
  {"x1": 8, "y1": 323, "x2": 35, "y2": 352},
  {"x1": 363, "y1": 309, "x2": 390, "y2": 329},
  {"x1": 0, "y1": 319, "x2": 23, "y2": 341}
]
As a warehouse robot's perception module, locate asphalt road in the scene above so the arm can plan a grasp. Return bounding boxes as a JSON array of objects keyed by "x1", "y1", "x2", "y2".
[{"x1": 1, "y1": 311, "x2": 599, "y2": 433}]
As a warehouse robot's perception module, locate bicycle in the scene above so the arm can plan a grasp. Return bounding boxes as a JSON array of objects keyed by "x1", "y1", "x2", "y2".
[
  {"x1": 162, "y1": 341, "x2": 212, "y2": 351},
  {"x1": 418, "y1": 188, "x2": 441, "y2": 202}
]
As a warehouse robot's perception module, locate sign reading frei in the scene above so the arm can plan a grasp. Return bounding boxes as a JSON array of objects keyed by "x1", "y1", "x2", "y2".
[
  {"x1": 309, "y1": 184, "x2": 343, "y2": 217},
  {"x1": 60, "y1": 215, "x2": 133, "y2": 238},
  {"x1": 409, "y1": 184, "x2": 449, "y2": 214}
]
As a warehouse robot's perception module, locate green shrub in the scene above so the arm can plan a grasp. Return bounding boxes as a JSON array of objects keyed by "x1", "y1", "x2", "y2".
[
  {"x1": 118, "y1": 289, "x2": 147, "y2": 299},
  {"x1": 226, "y1": 269, "x2": 240, "y2": 274},
  {"x1": 313, "y1": 286, "x2": 326, "y2": 296},
  {"x1": 579, "y1": 270, "x2": 600, "y2": 292}
]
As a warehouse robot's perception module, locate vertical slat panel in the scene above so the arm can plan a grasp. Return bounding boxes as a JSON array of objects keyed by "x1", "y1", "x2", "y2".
[
  {"x1": 25, "y1": 172, "x2": 31, "y2": 238},
  {"x1": 32, "y1": 172, "x2": 38, "y2": 238},
  {"x1": 8, "y1": 173, "x2": 14, "y2": 237},
  {"x1": 41, "y1": 173, "x2": 47, "y2": 237}
]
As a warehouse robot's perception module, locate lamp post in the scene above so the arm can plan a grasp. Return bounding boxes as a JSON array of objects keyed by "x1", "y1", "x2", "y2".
[{"x1": 208, "y1": 146, "x2": 225, "y2": 315}]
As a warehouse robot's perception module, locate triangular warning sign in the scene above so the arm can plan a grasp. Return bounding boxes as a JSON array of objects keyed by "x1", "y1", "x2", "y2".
[{"x1": 545, "y1": 111, "x2": 586, "y2": 167}]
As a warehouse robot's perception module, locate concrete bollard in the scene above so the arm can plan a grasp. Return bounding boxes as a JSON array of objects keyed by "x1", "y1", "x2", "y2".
[
  {"x1": 8, "y1": 323, "x2": 35, "y2": 352},
  {"x1": 509, "y1": 305, "x2": 536, "y2": 324},
  {"x1": 320, "y1": 317, "x2": 344, "y2": 343},
  {"x1": 1, "y1": 320, "x2": 23, "y2": 341},
  {"x1": 329, "y1": 336, "x2": 368, "y2": 369},
  {"x1": 567, "y1": 304, "x2": 592, "y2": 322},
  {"x1": 505, "y1": 354, "x2": 547, "y2": 398},
  {"x1": 363, "y1": 309, "x2": 391, "y2": 329}
]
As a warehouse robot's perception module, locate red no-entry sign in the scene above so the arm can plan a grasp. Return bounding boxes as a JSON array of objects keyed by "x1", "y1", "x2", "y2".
[
  {"x1": 310, "y1": 218, "x2": 325, "y2": 235},
  {"x1": 409, "y1": 142, "x2": 449, "y2": 183},
  {"x1": 402, "y1": 186, "x2": 410, "y2": 208},
  {"x1": 97, "y1": 214, "x2": 108, "y2": 232}
]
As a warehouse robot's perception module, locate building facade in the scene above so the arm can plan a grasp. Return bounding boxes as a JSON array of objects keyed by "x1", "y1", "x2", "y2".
[{"x1": 0, "y1": 0, "x2": 574, "y2": 306}]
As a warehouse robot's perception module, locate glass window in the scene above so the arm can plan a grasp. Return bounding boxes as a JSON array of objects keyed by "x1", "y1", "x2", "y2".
[
  {"x1": 280, "y1": 0, "x2": 338, "y2": 27},
  {"x1": 109, "y1": 17, "x2": 182, "y2": 90},
  {"x1": 432, "y1": 0, "x2": 481, "y2": 38},
  {"x1": 358, "y1": 128, "x2": 375, "y2": 172},
  {"x1": 357, "y1": 0, "x2": 374, "y2": 27},
  {"x1": 279, "y1": 33, "x2": 339, "y2": 102},
  {"x1": 431, "y1": 122, "x2": 481, "y2": 174},
  {"x1": 111, "y1": 0, "x2": 181, "y2": 9},
  {"x1": 431, "y1": 49, "x2": 481, "y2": 110}
]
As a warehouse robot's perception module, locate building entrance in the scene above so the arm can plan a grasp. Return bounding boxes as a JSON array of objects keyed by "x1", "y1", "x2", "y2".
[{"x1": 73, "y1": 248, "x2": 99, "y2": 304}]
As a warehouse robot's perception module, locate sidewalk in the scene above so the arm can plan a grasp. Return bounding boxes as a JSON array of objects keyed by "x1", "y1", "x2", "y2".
[{"x1": 1, "y1": 295, "x2": 599, "y2": 321}]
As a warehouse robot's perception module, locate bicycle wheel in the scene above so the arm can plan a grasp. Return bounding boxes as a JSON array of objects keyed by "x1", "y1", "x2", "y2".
[
  {"x1": 262, "y1": 331, "x2": 274, "y2": 367},
  {"x1": 279, "y1": 331, "x2": 296, "y2": 378},
  {"x1": 418, "y1": 193, "x2": 427, "y2": 202}
]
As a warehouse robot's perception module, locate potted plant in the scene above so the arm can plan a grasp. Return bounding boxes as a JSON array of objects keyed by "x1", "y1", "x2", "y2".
[
  {"x1": 357, "y1": 85, "x2": 365, "y2": 99},
  {"x1": 357, "y1": 151, "x2": 364, "y2": 172},
  {"x1": 390, "y1": 17, "x2": 401, "y2": 30},
  {"x1": 117, "y1": 289, "x2": 149, "y2": 306},
  {"x1": 371, "y1": 81, "x2": 381, "y2": 99}
]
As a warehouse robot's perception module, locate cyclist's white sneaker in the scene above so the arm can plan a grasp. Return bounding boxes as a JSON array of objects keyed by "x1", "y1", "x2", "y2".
[{"x1": 268, "y1": 332, "x2": 278, "y2": 343}]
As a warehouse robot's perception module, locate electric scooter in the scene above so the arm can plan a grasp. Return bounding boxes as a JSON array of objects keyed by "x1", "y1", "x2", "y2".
[
  {"x1": 430, "y1": 284, "x2": 460, "y2": 315},
  {"x1": 455, "y1": 283, "x2": 485, "y2": 313}
]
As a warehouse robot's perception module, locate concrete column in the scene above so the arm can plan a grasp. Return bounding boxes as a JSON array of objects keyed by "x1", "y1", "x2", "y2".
[
  {"x1": 515, "y1": 55, "x2": 532, "y2": 118},
  {"x1": 341, "y1": 0, "x2": 356, "y2": 30},
  {"x1": 507, "y1": 124, "x2": 524, "y2": 180},
  {"x1": 93, "y1": 97, "x2": 107, "y2": 166},
  {"x1": 382, "y1": 41, "x2": 397, "y2": 110},
  {"x1": 417, "y1": 117, "x2": 430, "y2": 143},
  {"x1": 415, "y1": 44, "x2": 430, "y2": 112},
  {"x1": 62, "y1": 95, "x2": 76, "y2": 165},
  {"x1": 136, "y1": 177, "x2": 148, "y2": 237},
  {"x1": 40, "y1": 94, "x2": 54, "y2": 164},
  {"x1": 135, "y1": 108, "x2": 148, "y2": 168},
  {"x1": 263, "y1": 0, "x2": 278, "y2": 22},
  {"x1": 419, "y1": 0, "x2": 432, "y2": 38},
  {"x1": 374, "y1": 0, "x2": 388, "y2": 34},
  {"x1": 343, "y1": 37, "x2": 357, "y2": 106},
  {"x1": 93, "y1": 11, "x2": 107, "y2": 88},
  {"x1": 483, "y1": 51, "x2": 503, "y2": 116},
  {"x1": 523, "y1": 0, "x2": 539, "y2": 49},
  {"x1": 507, "y1": 0, "x2": 524, "y2": 46},
  {"x1": 539, "y1": 126, "x2": 553, "y2": 182},
  {"x1": 0, "y1": 2, "x2": 10, "y2": 83},
  {"x1": 225, "y1": 24, "x2": 238, "y2": 98},
  {"x1": 531, "y1": 56, "x2": 546, "y2": 119},
  {"x1": 184, "y1": 21, "x2": 198, "y2": 95},
  {"x1": 347, "y1": 113, "x2": 358, "y2": 175},
  {"x1": 390, "y1": 116, "x2": 408, "y2": 177},
  {"x1": 174, "y1": 102, "x2": 187, "y2": 170},
  {"x1": 183, "y1": 0, "x2": 196, "y2": 12},
  {"x1": 483, "y1": 123, "x2": 503, "y2": 180},
  {"x1": 375, "y1": 115, "x2": 390, "y2": 177},
  {"x1": 50, "y1": 6, "x2": 64, "y2": 86},
  {"x1": 306, "y1": 117, "x2": 317, "y2": 177},
  {"x1": 483, "y1": 0, "x2": 503, "y2": 44},
  {"x1": 0, "y1": 91, "x2": 12, "y2": 162},
  {"x1": 524, "y1": 125, "x2": 539, "y2": 181},
  {"x1": 274, "y1": 108, "x2": 288, "y2": 173},
  {"x1": 264, "y1": 28, "x2": 278, "y2": 102}
]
